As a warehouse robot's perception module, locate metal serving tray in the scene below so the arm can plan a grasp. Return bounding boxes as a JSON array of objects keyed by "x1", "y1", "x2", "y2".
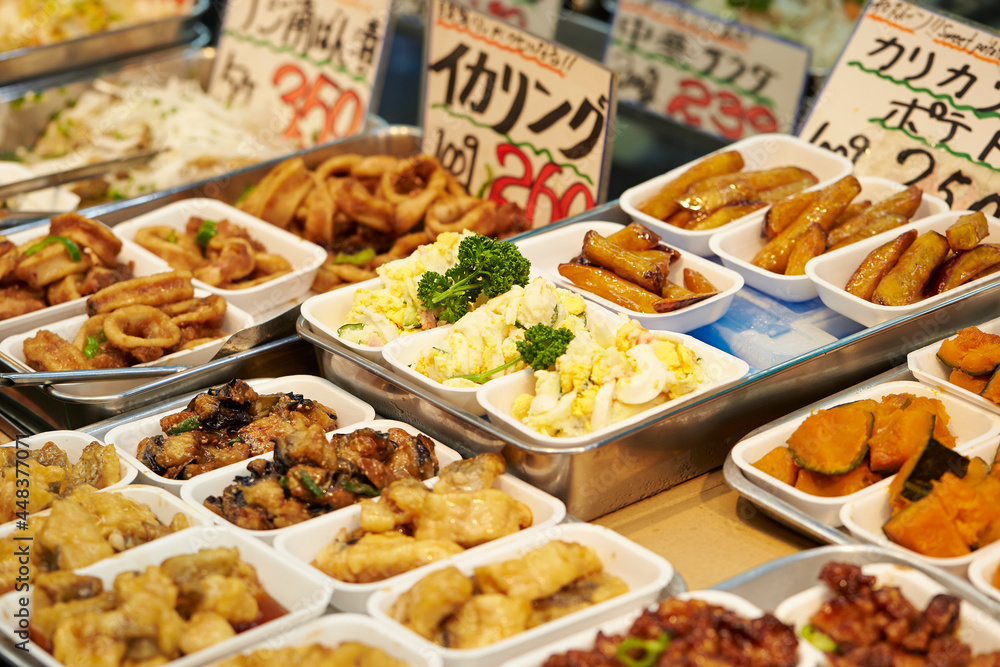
[{"x1": 0, "y1": 0, "x2": 209, "y2": 88}]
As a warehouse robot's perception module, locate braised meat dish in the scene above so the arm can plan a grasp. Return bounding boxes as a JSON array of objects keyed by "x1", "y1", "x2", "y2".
[
  {"x1": 543, "y1": 597, "x2": 799, "y2": 666},
  {"x1": 203, "y1": 424, "x2": 439, "y2": 530},
  {"x1": 312, "y1": 453, "x2": 531, "y2": 583},
  {"x1": 0, "y1": 441, "x2": 121, "y2": 522},
  {"x1": 806, "y1": 562, "x2": 1000, "y2": 666},
  {"x1": 29, "y1": 547, "x2": 285, "y2": 665},
  {"x1": 134, "y1": 379, "x2": 339, "y2": 480}
]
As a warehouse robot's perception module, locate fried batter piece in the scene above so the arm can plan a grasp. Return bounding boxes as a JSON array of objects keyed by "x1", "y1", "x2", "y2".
[{"x1": 218, "y1": 642, "x2": 410, "y2": 667}]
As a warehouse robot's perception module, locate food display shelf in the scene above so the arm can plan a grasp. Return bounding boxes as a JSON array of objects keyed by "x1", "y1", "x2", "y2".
[{"x1": 0, "y1": 0, "x2": 209, "y2": 88}]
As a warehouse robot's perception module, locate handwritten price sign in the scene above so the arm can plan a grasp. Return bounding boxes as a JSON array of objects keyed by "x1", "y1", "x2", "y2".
[
  {"x1": 208, "y1": 0, "x2": 393, "y2": 147},
  {"x1": 458, "y1": 0, "x2": 562, "y2": 39},
  {"x1": 800, "y1": 0, "x2": 1000, "y2": 212},
  {"x1": 423, "y1": 0, "x2": 617, "y2": 227},
  {"x1": 605, "y1": 0, "x2": 809, "y2": 139}
]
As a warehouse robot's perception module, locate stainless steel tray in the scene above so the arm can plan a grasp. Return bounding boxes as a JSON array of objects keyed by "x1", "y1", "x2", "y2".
[{"x1": 0, "y1": 0, "x2": 209, "y2": 88}]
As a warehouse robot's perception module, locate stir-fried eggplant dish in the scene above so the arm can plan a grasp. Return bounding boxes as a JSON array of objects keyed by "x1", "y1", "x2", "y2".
[
  {"x1": 204, "y1": 425, "x2": 439, "y2": 530},
  {"x1": 134, "y1": 379, "x2": 339, "y2": 480}
]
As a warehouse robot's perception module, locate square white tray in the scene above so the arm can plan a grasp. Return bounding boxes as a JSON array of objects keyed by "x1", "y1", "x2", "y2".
[
  {"x1": 104, "y1": 375, "x2": 376, "y2": 494},
  {"x1": 178, "y1": 419, "x2": 463, "y2": 544},
  {"x1": 709, "y1": 176, "x2": 948, "y2": 303},
  {"x1": 299, "y1": 277, "x2": 388, "y2": 364},
  {"x1": 731, "y1": 380, "x2": 1000, "y2": 527},
  {"x1": 619, "y1": 133, "x2": 854, "y2": 256},
  {"x1": 112, "y1": 198, "x2": 327, "y2": 317},
  {"x1": 969, "y1": 545, "x2": 1000, "y2": 605}
]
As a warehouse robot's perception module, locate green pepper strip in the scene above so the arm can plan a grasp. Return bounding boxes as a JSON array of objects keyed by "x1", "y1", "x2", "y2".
[
  {"x1": 24, "y1": 235, "x2": 81, "y2": 262},
  {"x1": 166, "y1": 229, "x2": 177, "y2": 243},
  {"x1": 331, "y1": 247, "x2": 375, "y2": 266},
  {"x1": 82, "y1": 331, "x2": 106, "y2": 359},
  {"x1": 337, "y1": 322, "x2": 364, "y2": 336},
  {"x1": 165, "y1": 416, "x2": 201, "y2": 435},
  {"x1": 616, "y1": 633, "x2": 670, "y2": 667},
  {"x1": 195, "y1": 219, "x2": 218, "y2": 250},
  {"x1": 342, "y1": 478, "x2": 379, "y2": 497},
  {"x1": 801, "y1": 624, "x2": 838, "y2": 653},
  {"x1": 298, "y1": 470, "x2": 325, "y2": 498}
]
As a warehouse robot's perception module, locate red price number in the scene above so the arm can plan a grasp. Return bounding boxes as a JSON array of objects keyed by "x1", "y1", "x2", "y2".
[
  {"x1": 488, "y1": 143, "x2": 595, "y2": 226},
  {"x1": 274, "y1": 64, "x2": 364, "y2": 145},
  {"x1": 666, "y1": 78, "x2": 778, "y2": 141}
]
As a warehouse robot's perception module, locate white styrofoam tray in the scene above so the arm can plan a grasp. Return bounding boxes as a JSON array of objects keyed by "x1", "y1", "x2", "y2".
[
  {"x1": 178, "y1": 419, "x2": 463, "y2": 545},
  {"x1": 774, "y1": 562, "x2": 1000, "y2": 662},
  {"x1": 300, "y1": 276, "x2": 389, "y2": 364},
  {"x1": 0, "y1": 291, "x2": 254, "y2": 399},
  {"x1": 619, "y1": 133, "x2": 855, "y2": 256},
  {"x1": 0, "y1": 430, "x2": 138, "y2": 530},
  {"x1": 514, "y1": 220, "x2": 744, "y2": 332},
  {"x1": 502, "y1": 589, "x2": 818, "y2": 667},
  {"x1": 271, "y1": 459, "x2": 567, "y2": 613},
  {"x1": 731, "y1": 380, "x2": 1000, "y2": 527},
  {"x1": 709, "y1": 176, "x2": 948, "y2": 303},
  {"x1": 907, "y1": 315, "x2": 1000, "y2": 416},
  {"x1": 213, "y1": 613, "x2": 443, "y2": 667},
  {"x1": 0, "y1": 221, "x2": 172, "y2": 340},
  {"x1": 367, "y1": 523, "x2": 675, "y2": 667},
  {"x1": 478, "y1": 330, "x2": 750, "y2": 447},
  {"x1": 806, "y1": 210, "x2": 1000, "y2": 327},
  {"x1": 0, "y1": 525, "x2": 333, "y2": 667},
  {"x1": 104, "y1": 375, "x2": 376, "y2": 494},
  {"x1": 969, "y1": 544, "x2": 1000, "y2": 605},
  {"x1": 112, "y1": 198, "x2": 327, "y2": 317},
  {"x1": 839, "y1": 437, "x2": 1000, "y2": 576}
]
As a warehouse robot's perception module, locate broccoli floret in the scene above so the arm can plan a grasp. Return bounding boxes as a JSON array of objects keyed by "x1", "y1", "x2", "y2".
[{"x1": 449, "y1": 324, "x2": 575, "y2": 384}]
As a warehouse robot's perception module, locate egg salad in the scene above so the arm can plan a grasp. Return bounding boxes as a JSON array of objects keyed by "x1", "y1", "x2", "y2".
[
  {"x1": 512, "y1": 320, "x2": 707, "y2": 438},
  {"x1": 338, "y1": 231, "x2": 472, "y2": 346},
  {"x1": 412, "y1": 277, "x2": 589, "y2": 387}
]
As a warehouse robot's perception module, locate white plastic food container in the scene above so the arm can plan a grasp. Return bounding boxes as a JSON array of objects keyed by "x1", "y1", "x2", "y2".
[
  {"x1": 515, "y1": 221, "x2": 744, "y2": 332},
  {"x1": 271, "y1": 461, "x2": 567, "y2": 612},
  {"x1": 478, "y1": 329, "x2": 750, "y2": 448},
  {"x1": 0, "y1": 292, "x2": 254, "y2": 398},
  {"x1": 503, "y1": 589, "x2": 817, "y2": 667},
  {"x1": 0, "y1": 525, "x2": 333, "y2": 667},
  {"x1": 213, "y1": 613, "x2": 443, "y2": 667},
  {"x1": 968, "y1": 544, "x2": 1000, "y2": 604},
  {"x1": 806, "y1": 210, "x2": 1000, "y2": 327},
  {"x1": 0, "y1": 430, "x2": 138, "y2": 531},
  {"x1": 730, "y1": 380, "x2": 1000, "y2": 527},
  {"x1": 0, "y1": 221, "x2": 172, "y2": 340},
  {"x1": 178, "y1": 419, "x2": 463, "y2": 544},
  {"x1": 774, "y1": 562, "x2": 1000, "y2": 661},
  {"x1": 104, "y1": 375, "x2": 376, "y2": 494},
  {"x1": 619, "y1": 133, "x2": 855, "y2": 256},
  {"x1": 839, "y1": 437, "x2": 1000, "y2": 575},
  {"x1": 112, "y1": 198, "x2": 327, "y2": 318},
  {"x1": 709, "y1": 177, "x2": 948, "y2": 303},
  {"x1": 367, "y1": 523, "x2": 675, "y2": 667},
  {"x1": 907, "y1": 315, "x2": 1000, "y2": 416},
  {"x1": 300, "y1": 277, "x2": 388, "y2": 364}
]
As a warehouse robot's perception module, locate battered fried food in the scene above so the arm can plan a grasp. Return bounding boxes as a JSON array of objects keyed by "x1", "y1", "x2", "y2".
[{"x1": 86, "y1": 270, "x2": 194, "y2": 315}]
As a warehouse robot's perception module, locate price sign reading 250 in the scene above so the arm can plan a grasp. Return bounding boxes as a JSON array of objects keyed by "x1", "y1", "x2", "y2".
[
  {"x1": 666, "y1": 77, "x2": 778, "y2": 141},
  {"x1": 274, "y1": 63, "x2": 365, "y2": 144}
]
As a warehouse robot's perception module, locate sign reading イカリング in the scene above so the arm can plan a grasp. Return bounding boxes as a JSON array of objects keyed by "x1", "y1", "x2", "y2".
[
  {"x1": 800, "y1": 0, "x2": 1000, "y2": 213},
  {"x1": 209, "y1": 0, "x2": 393, "y2": 147},
  {"x1": 422, "y1": 0, "x2": 617, "y2": 227}
]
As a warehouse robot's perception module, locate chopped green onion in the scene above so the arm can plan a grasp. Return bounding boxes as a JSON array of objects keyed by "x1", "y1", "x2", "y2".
[
  {"x1": 342, "y1": 479, "x2": 379, "y2": 497},
  {"x1": 331, "y1": 247, "x2": 375, "y2": 266},
  {"x1": 801, "y1": 624, "x2": 838, "y2": 652},
  {"x1": 337, "y1": 322, "x2": 364, "y2": 336},
  {"x1": 298, "y1": 470, "x2": 325, "y2": 498},
  {"x1": 166, "y1": 229, "x2": 177, "y2": 243},
  {"x1": 616, "y1": 633, "x2": 669, "y2": 667},
  {"x1": 24, "y1": 236, "x2": 81, "y2": 262},
  {"x1": 235, "y1": 184, "x2": 256, "y2": 206},
  {"x1": 227, "y1": 435, "x2": 243, "y2": 445},
  {"x1": 278, "y1": 475, "x2": 288, "y2": 491},
  {"x1": 82, "y1": 331, "x2": 106, "y2": 359},
  {"x1": 194, "y1": 219, "x2": 218, "y2": 250},
  {"x1": 165, "y1": 416, "x2": 201, "y2": 435}
]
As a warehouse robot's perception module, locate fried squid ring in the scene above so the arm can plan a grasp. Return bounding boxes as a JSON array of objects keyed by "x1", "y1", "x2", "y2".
[
  {"x1": 315, "y1": 153, "x2": 362, "y2": 180},
  {"x1": 168, "y1": 294, "x2": 227, "y2": 329},
  {"x1": 239, "y1": 157, "x2": 313, "y2": 229},
  {"x1": 86, "y1": 270, "x2": 194, "y2": 316},
  {"x1": 15, "y1": 240, "x2": 93, "y2": 288},
  {"x1": 134, "y1": 226, "x2": 204, "y2": 272},
  {"x1": 381, "y1": 156, "x2": 450, "y2": 234},
  {"x1": 49, "y1": 212, "x2": 122, "y2": 266},
  {"x1": 193, "y1": 238, "x2": 255, "y2": 287},
  {"x1": 302, "y1": 173, "x2": 336, "y2": 246},
  {"x1": 425, "y1": 196, "x2": 495, "y2": 236},
  {"x1": 46, "y1": 274, "x2": 84, "y2": 305},
  {"x1": 72, "y1": 313, "x2": 110, "y2": 350},
  {"x1": 335, "y1": 179, "x2": 394, "y2": 233},
  {"x1": 103, "y1": 305, "x2": 181, "y2": 350},
  {"x1": 350, "y1": 155, "x2": 401, "y2": 179}
]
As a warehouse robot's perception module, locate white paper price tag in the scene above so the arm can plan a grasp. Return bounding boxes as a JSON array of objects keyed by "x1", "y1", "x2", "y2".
[
  {"x1": 422, "y1": 0, "x2": 617, "y2": 227},
  {"x1": 605, "y1": 0, "x2": 810, "y2": 139},
  {"x1": 458, "y1": 0, "x2": 562, "y2": 40},
  {"x1": 209, "y1": 0, "x2": 393, "y2": 147},
  {"x1": 800, "y1": 0, "x2": 1000, "y2": 212}
]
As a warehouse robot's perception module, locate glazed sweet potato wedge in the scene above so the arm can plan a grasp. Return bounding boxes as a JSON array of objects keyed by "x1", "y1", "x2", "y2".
[
  {"x1": 871, "y1": 231, "x2": 950, "y2": 306},
  {"x1": 844, "y1": 229, "x2": 917, "y2": 301}
]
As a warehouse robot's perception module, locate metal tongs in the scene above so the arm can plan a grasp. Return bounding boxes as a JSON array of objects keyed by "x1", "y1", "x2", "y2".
[
  {"x1": 0, "y1": 366, "x2": 189, "y2": 386},
  {"x1": 0, "y1": 151, "x2": 161, "y2": 201}
]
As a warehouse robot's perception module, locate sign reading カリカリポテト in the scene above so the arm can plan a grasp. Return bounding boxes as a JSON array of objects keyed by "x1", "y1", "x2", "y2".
[
  {"x1": 422, "y1": 0, "x2": 617, "y2": 227},
  {"x1": 605, "y1": 0, "x2": 810, "y2": 139},
  {"x1": 209, "y1": 0, "x2": 393, "y2": 147},
  {"x1": 800, "y1": 0, "x2": 1000, "y2": 212}
]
